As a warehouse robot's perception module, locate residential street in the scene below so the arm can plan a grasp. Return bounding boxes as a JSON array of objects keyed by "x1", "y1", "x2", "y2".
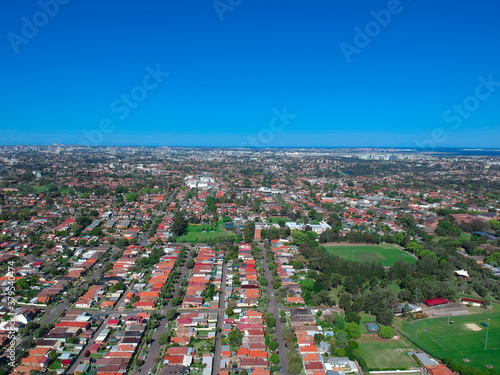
[
  {"x1": 211, "y1": 260, "x2": 227, "y2": 375},
  {"x1": 0, "y1": 246, "x2": 121, "y2": 365},
  {"x1": 261, "y1": 243, "x2": 289, "y2": 375},
  {"x1": 40, "y1": 246, "x2": 122, "y2": 325},
  {"x1": 131, "y1": 251, "x2": 191, "y2": 375}
]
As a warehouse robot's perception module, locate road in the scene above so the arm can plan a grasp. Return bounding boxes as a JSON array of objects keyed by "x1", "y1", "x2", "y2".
[
  {"x1": 132, "y1": 251, "x2": 191, "y2": 375},
  {"x1": 0, "y1": 246, "x2": 121, "y2": 366},
  {"x1": 212, "y1": 259, "x2": 227, "y2": 375},
  {"x1": 261, "y1": 244, "x2": 289, "y2": 375},
  {"x1": 40, "y1": 246, "x2": 121, "y2": 325},
  {"x1": 138, "y1": 191, "x2": 176, "y2": 247},
  {"x1": 66, "y1": 283, "x2": 136, "y2": 374}
]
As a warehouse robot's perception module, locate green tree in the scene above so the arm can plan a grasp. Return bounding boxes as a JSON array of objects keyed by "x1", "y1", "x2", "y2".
[
  {"x1": 485, "y1": 252, "x2": 500, "y2": 266},
  {"x1": 109, "y1": 282, "x2": 125, "y2": 292},
  {"x1": 229, "y1": 327, "x2": 243, "y2": 347},
  {"x1": 334, "y1": 315, "x2": 347, "y2": 331},
  {"x1": 258, "y1": 276, "x2": 268, "y2": 286},
  {"x1": 406, "y1": 241, "x2": 422, "y2": 255},
  {"x1": 346, "y1": 322, "x2": 361, "y2": 340},
  {"x1": 266, "y1": 316, "x2": 276, "y2": 329},
  {"x1": 335, "y1": 330, "x2": 348, "y2": 347},
  {"x1": 48, "y1": 351, "x2": 58, "y2": 361},
  {"x1": 393, "y1": 232, "x2": 404, "y2": 245},
  {"x1": 125, "y1": 193, "x2": 139, "y2": 202},
  {"x1": 269, "y1": 354, "x2": 280, "y2": 365},
  {"x1": 186, "y1": 258, "x2": 195, "y2": 269},
  {"x1": 488, "y1": 219, "x2": 500, "y2": 230},
  {"x1": 339, "y1": 293, "x2": 352, "y2": 313},
  {"x1": 243, "y1": 221, "x2": 255, "y2": 242},
  {"x1": 171, "y1": 212, "x2": 188, "y2": 236},
  {"x1": 376, "y1": 308, "x2": 394, "y2": 325},
  {"x1": 15, "y1": 278, "x2": 29, "y2": 291},
  {"x1": 159, "y1": 332, "x2": 170, "y2": 345},
  {"x1": 345, "y1": 312, "x2": 361, "y2": 324},
  {"x1": 378, "y1": 325, "x2": 394, "y2": 339},
  {"x1": 166, "y1": 309, "x2": 177, "y2": 321}
]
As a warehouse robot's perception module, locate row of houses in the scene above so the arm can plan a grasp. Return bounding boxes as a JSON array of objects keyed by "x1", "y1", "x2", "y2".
[
  {"x1": 181, "y1": 247, "x2": 220, "y2": 309},
  {"x1": 220, "y1": 309, "x2": 270, "y2": 374},
  {"x1": 75, "y1": 312, "x2": 149, "y2": 375},
  {"x1": 134, "y1": 248, "x2": 179, "y2": 310},
  {"x1": 272, "y1": 242, "x2": 305, "y2": 305},
  {"x1": 12, "y1": 310, "x2": 106, "y2": 374},
  {"x1": 289, "y1": 308, "x2": 360, "y2": 375},
  {"x1": 228, "y1": 244, "x2": 260, "y2": 308}
]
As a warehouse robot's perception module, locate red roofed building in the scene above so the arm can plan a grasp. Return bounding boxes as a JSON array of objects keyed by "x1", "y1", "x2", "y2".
[
  {"x1": 423, "y1": 365, "x2": 454, "y2": 375},
  {"x1": 424, "y1": 298, "x2": 450, "y2": 306},
  {"x1": 461, "y1": 298, "x2": 483, "y2": 306}
]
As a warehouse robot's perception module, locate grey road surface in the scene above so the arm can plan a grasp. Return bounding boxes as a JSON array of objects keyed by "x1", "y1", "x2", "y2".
[{"x1": 261, "y1": 244, "x2": 289, "y2": 375}]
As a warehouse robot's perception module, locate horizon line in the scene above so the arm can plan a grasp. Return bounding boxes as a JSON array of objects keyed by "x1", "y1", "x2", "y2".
[{"x1": 1, "y1": 144, "x2": 500, "y2": 150}]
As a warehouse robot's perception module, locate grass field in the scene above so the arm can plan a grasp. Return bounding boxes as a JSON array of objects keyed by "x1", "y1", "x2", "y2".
[
  {"x1": 357, "y1": 337, "x2": 418, "y2": 370},
  {"x1": 359, "y1": 312, "x2": 378, "y2": 334},
  {"x1": 325, "y1": 244, "x2": 416, "y2": 267},
  {"x1": 400, "y1": 307, "x2": 500, "y2": 370},
  {"x1": 176, "y1": 224, "x2": 236, "y2": 243},
  {"x1": 268, "y1": 216, "x2": 291, "y2": 223}
]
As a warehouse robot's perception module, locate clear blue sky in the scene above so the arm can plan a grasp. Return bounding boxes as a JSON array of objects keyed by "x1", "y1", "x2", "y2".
[{"x1": 1, "y1": 0, "x2": 500, "y2": 147}]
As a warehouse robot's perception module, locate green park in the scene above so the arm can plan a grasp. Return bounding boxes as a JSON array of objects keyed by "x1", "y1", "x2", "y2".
[
  {"x1": 175, "y1": 223, "x2": 237, "y2": 243},
  {"x1": 396, "y1": 306, "x2": 500, "y2": 370},
  {"x1": 325, "y1": 243, "x2": 417, "y2": 267}
]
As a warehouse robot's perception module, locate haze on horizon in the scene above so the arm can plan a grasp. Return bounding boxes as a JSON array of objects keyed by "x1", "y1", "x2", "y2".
[{"x1": 1, "y1": 1, "x2": 500, "y2": 148}]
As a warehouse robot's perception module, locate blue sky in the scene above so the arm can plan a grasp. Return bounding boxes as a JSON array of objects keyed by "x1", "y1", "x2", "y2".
[{"x1": 1, "y1": 0, "x2": 500, "y2": 147}]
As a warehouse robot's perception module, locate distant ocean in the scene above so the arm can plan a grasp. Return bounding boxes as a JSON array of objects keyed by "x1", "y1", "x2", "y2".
[{"x1": 423, "y1": 148, "x2": 500, "y2": 156}]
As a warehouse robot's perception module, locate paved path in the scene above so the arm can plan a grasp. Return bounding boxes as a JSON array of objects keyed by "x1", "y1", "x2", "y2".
[{"x1": 261, "y1": 244, "x2": 289, "y2": 375}]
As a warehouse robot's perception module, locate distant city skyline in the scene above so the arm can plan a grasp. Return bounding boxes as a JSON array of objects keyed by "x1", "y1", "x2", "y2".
[{"x1": 2, "y1": 1, "x2": 500, "y2": 147}]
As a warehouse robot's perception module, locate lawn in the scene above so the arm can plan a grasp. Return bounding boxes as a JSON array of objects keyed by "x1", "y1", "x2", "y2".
[
  {"x1": 49, "y1": 359, "x2": 62, "y2": 370},
  {"x1": 357, "y1": 336, "x2": 418, "y2": 370},
  {"x1": 325, "y1": 244, "x2": 416, "y2": 267},
  {"x1": 176, "y1": 224, "x2": 236, "y2": 243},
  {"x1": 268, "y1": 216, "x2": 291, "y2": 223},
  {"x1": 400, "y1": 307, "x2": 500, "y2": 370},
  {"x1": 359, "y1": 312, "x2": 378, "y2": 334}
]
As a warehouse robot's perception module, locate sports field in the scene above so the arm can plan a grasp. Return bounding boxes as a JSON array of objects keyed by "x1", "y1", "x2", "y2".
[
  {"x1": 357, "y1": 337, "x2": 417, "y2": 370},
  {"x1": 401, "y1": 309, "x2": 500, "y2": 370},
  {"x1": 176, "y1": 224, "x2": 236, "y2": 243},
  {"x1": 325, "y1": 244, "x2": 416, "y2": 267}
]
